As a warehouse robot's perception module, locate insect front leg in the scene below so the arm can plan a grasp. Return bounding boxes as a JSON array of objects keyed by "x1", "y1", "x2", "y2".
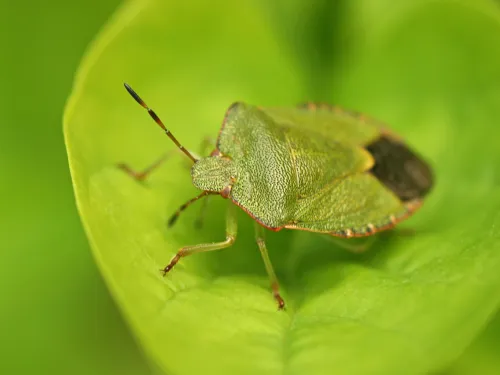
[
  {"x1": 118, "y1": 137, "x2": 215, "y2": 183},
  {"x1": 161, "y1": 202, "x2": 237, "y2": 274},
  {"x1": 117, "y1": 151, "x2": 173, "y2": 182},
  {"x1": 254, "y1": 224, "x2": 285, "y2": 310}
]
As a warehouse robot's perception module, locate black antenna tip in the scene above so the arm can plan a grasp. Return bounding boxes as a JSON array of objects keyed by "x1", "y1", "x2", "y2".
[
  {"x1": 123, "y1": 82, "x2": 145, "y2": 107},
  {"x1": 168, "y1": 215, "x2": 178, "y2": 228}
]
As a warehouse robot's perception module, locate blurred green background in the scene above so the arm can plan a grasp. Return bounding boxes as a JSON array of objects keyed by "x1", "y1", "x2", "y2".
[
  {"x1": 0, "y1": 0, "x2": 151, "y2": 374},
  {"x1": 2, "y1": 0, "x2": 500, "y2": 374}
]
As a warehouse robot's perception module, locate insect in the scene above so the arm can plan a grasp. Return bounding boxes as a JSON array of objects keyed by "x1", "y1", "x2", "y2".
[{"x1": 121, "y1": 83, "x2": 433, "y2": 309}]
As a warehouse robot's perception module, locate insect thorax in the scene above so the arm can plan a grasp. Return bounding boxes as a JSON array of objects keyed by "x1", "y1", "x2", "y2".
[{"x1": 191, "y1": 156, "x2": 237, "y2": 193}]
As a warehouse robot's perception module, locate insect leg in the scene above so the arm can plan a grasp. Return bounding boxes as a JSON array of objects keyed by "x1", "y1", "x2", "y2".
[
  {"x1": 324, "y1": 236, "x2": 377, "y2": 253},
  {"x1": 193, "y1": 195, "x2": 211, "y2": 229},
  {"x1": 168, "y1": 191, "x2": 216, "y2": 227},
  {"x1": 117, "y1": 151, "x2": 173, "y2": 182},
  {"x1": 161, "y1": 202, "x2": 237, "y2": 275},
  {"x1": 254, "y1": 224, "x2": 285, "y2": 310},
  {"x1": 118, "y1": 136, "x2": 214, "y2": 183}
]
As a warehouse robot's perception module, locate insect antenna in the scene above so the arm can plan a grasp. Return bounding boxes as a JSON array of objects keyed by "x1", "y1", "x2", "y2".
[
  {"x1": 124, "y1": 83, "x2": 198, "y2": 163},
  {"x1": 168, "y1": 191, "x2": 214, "y2": 227}
]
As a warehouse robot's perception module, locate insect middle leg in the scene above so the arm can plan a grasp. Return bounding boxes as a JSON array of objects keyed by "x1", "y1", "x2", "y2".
[
  {"x1": 161, "y1": 202, "x2": 237, "y2": 274},
  {"x1": 254, "y1": 224, "x2": 285, "y2": 310}
]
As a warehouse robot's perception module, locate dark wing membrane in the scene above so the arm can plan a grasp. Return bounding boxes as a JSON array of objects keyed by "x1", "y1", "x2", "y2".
[{"x1": 365, "y1": 136, "x2": 434, "y2": 202}]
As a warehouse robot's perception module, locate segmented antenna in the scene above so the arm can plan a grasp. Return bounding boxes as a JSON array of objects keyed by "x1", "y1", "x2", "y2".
[{"x1": 124, "y1": 83, "x2": 197, "y2": 163}]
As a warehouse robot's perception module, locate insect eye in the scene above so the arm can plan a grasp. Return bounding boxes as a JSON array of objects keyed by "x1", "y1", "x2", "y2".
[{"x1": 220, "y1": 185, "x2": 232, "y2": 199}]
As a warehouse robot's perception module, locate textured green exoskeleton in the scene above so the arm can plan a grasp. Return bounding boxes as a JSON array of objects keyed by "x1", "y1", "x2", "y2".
[{"x1": 121, "y1": 84, "x2": 433, "y2": 309}]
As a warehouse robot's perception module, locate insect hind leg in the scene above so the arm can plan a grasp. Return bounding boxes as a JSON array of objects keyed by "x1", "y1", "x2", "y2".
[{"x1": 324, "y1": 235, "x2": 377, "y2": 253}]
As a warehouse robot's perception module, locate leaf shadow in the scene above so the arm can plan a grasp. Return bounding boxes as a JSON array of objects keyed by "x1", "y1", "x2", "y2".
[
  {"x1": 153, "y1": 170, "x2": 441, "y2": 310},
  {"x1": 171, "y1": 197, "x2": 414, "y2": 309}
]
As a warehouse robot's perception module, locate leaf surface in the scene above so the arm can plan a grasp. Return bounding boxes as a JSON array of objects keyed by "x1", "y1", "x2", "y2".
[{"x1": 64, "y1": 1, "x2": 500, "y2": 374}]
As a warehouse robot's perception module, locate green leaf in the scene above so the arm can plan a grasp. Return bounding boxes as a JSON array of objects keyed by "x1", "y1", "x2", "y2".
[
  {"x1": 64, "y1": 1, "x2": 500, "y2": 374},
  {"x1": 0, "y1": 0, "x2": 151, "y2": 374},
  {"x1": 441, "y1": 310, "x2": 500, "y2": 375}
]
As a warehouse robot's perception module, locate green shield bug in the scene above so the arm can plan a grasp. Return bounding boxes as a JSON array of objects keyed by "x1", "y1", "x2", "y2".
[{"x1": 121, "y1": 83, "x2": 433, "y2": 309}]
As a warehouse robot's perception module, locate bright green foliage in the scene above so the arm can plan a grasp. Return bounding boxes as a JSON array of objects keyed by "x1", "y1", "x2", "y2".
[{"x1": 64, "y1": 1, "x2": 500, "y2": 375}]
